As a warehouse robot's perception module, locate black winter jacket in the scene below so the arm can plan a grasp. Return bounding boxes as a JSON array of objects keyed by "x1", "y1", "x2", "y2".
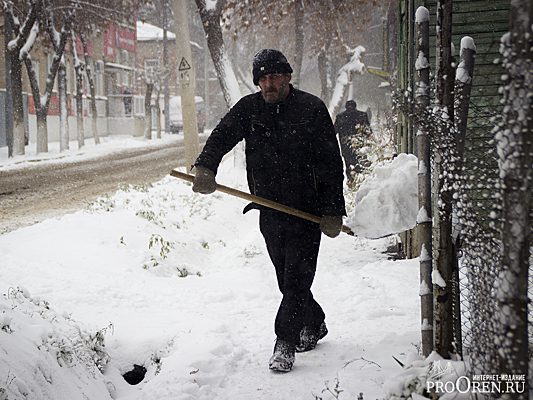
[{"x1": 194, "y1": 86, "x2": 346, "y2": 217}]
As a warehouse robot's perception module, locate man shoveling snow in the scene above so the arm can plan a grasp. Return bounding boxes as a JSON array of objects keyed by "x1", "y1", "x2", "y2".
[{"x1": 190, "y1": 49, "x2": 346, "y2": 372}]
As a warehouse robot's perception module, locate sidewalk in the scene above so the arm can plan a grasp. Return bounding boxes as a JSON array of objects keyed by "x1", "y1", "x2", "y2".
[{"x1": 0, "y1": 132, "x2": 198, "y2": 172}]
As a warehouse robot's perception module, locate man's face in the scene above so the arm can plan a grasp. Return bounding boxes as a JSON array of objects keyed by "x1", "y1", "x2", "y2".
[{"x1": 258, "y1": 73, "x2": 291, "y2": 103}]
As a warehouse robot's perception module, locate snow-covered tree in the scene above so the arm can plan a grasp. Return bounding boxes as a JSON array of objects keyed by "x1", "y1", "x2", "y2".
[
  {"x1": 3, "y1": 0, "x2": 41, "y2": 155},
  {"x1": 195, "y1": 0, "x2": 241, "y2": 108},
  {"x1": 223, "y1": 0, "x2": 385, "y2": 108}
]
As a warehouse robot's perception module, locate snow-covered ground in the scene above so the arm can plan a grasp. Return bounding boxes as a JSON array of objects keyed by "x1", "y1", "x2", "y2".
[
  {"x1": 0, "y1": 140, "x2": 423, "y2": 400},
  {"x1": 0, "y1": 133, "x2": 190, "y2": 172}
]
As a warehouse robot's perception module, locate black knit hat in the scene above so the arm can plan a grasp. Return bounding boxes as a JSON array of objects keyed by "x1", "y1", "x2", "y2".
[{"x1": 252, "y1": 49, "x2": 293, "y2": 85}]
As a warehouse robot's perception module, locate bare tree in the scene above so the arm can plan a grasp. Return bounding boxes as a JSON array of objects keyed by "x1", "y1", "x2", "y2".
[{"x1": 3, "y1": 0, "x2": 41, "y2": 155}]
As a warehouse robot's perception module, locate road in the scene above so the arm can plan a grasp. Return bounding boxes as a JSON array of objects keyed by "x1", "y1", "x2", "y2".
[{"x1": 0, "y1": 139, "x2": 205, "y2": 234}]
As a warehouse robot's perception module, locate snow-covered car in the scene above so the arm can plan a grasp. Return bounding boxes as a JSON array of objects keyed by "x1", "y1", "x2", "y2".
[{"x1": 169, "y1": 96, "x2": 205, "y2": 134}]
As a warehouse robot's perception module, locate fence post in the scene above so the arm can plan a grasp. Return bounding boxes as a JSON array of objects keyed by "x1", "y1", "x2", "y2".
[
  {"x1": 450, "y1": 36, "x2": 476, "y2": 359},
  {"x1": 414, "y1": 6, "x2": 433, "y2": 357},
  {"x1": 433, "y1": 0, "x2": 455, "y2": 358}
]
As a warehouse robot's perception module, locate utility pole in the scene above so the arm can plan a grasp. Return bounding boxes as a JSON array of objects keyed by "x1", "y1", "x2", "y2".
[
  {"x1": 4, "y1": 14, "x2": 14, "y2": 157},
  {"x1": 163, "y1": 0, "x2": 170, "y2": 135},
  {"x1": 172, "y1": 0, "x2": 199, "y2": 172}
]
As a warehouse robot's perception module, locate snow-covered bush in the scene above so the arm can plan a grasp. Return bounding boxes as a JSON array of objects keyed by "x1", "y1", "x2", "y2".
[{"x1": 0, "y1": 287, "x2": 113, "y2": 399}]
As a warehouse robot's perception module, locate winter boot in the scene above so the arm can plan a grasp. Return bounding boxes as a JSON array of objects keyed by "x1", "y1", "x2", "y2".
[
  {"x1": 295, "y1": 321, "x2": 328, "y2": 353},
  {"x1": 269, "y1": 338, "x2": 295, "y2": 372}
]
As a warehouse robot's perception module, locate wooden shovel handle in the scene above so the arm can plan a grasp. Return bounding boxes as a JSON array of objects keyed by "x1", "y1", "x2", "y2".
[{"x1": 169, "y1": 169, "x2": 354, "y2": 236}]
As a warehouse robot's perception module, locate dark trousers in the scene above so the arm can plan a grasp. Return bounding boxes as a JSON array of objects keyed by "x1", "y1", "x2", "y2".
[{"x1": 259, "y1": 211, "x2": 325, "y2": 345}]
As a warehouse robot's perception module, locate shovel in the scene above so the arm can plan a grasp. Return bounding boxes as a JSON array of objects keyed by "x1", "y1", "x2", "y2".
[{"x1": 170, "y1": 169, "x2": 355, "y2": 236}]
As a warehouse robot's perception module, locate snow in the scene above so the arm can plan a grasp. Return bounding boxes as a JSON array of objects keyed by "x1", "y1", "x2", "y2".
[
  {"x1": 346, "y1": 153, "x2": 419, "y2": 239},
  {"x1": 419, "y1": 244, "x2": 431, "y2": 262},
  {"x1": 416, "y1": 207, "x2": 431, "y2": 224},
  {"x1": 220, "y1": 52, "x2": 242, "y2": 106},
  {"x1": 19, "y1": 22, "x2": 38, "y2": 60},
  {"x1": 415, "y1": 51, "x2": 430, "y2": 71},
  {"x1": 328, "y1": 46, "x2": 366, "y2": 116},
  {"x1": 136, "y1": 21, "x2": 176, "y2": 41},
  {"x1": 418, "y1": 159, "x2": 427, "y2": 175},
  {"x1": 0, "y1": 134, "x2": 182, "y2": 172},
  {"x1": 456, "y1": 61, "x2": 471, "y2": 84},
  {"x1": 0, "y1": 139, "x2": 421, "y2": 399},
  {"x1": 205, "y1": 0, "x2": 218, "y2": 11},
  {"x1": 419, "y1": 281, "x2": 431, "y2": 296},
  {"x1": 432, "y1": 270, "x2": 446, "y2": 288},
  {"x1": 415, "y1": 7, "x2": 430, "y2": 23},
  {"x1": 460, "y1": 36, "x2": 476, "y2": 52}
]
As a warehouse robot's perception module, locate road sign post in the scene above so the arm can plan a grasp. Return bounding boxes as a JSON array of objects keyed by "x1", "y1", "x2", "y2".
[{"x1": 172, "y1": 0, "x2": 200, "y2": 172}]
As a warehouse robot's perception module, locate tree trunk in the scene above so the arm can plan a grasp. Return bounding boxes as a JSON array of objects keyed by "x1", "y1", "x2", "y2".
[
  {"x1": 318, "y1": 49, "x2": 329, "y2": 102},
  {"x1": 292, "y1": 0, "x2": 304, "y2": 88},
  {"x1": 155, "y1": 85, "x2": 162, "y2": 139},
  {"x1": 414, "y1": 6, "x2": 433, "y2": 357},
  {"x1": 24, "y1": 57, "x2": 48, "y2": 153},
  {"x1": 35, "y1": 110, "x2": 48, "y2": 153},
  {"x1": 75, "y1": 67, "x2": 85, "y2": 148},
  {"x1": 80, "y1": 33, "x2": 99, "y2": 144},
  {"x1": 11, "y1": 55, "x2": 25, "y2": 156},
  {"x1": 72, "y1": 33, "x2": 85, "y2": 149},
  {"x1": 4, "y1": 13, "x2": 14, "y2": 157},
  {"x1": 145, "y1": 82, "x2": 154, "y2": 140},
  {"x1": 4, "y1": 1, "x2": 40, "y2": 156},
  {"x1": 58, "y1": 60, "x2": 69, "y2": 152},
  {"x1": 433, "y1": 0, "x2": 455, "y2": 359},
  {"x1": 195, "y1": 0, "x2": 240, "y2": 108}
]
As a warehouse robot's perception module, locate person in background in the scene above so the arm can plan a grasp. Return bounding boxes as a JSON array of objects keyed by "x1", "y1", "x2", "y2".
[
  {"x1": 191, "y1": 49, "x2": 346, "y2": 372},
  {"x1": 334, "y1": 100, "x2": 372, "y2": 183}
]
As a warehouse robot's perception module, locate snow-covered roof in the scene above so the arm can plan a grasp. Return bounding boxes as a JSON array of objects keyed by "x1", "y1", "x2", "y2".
[
  {"x1": 105, "y1": 62, "x2": 134, "y2": 71},
  {"x1": 136, "y1": 21, "x2": 176, "y2": 41}
]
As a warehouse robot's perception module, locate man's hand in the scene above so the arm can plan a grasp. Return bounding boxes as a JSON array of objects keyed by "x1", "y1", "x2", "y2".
[
  {"x1": 192, "y1": 166, "x2": 216, "y2": 194},
  {"x1": 320, "y1": 216, "x2": 343, "y2": 238}
]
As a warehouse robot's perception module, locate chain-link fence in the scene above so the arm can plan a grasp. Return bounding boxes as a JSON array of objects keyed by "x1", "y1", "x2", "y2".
[
  {"x1": 453, "y1": 32, "x2": 532, "y2": 392},
  {"x1": 394, "y1": 52, "x2": 531, "y2": 400}
]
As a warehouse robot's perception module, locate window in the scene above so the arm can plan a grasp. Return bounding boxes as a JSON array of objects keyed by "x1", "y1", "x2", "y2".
[
  {"x1": 95, "y1": 60, "x2": 105, "y2": 96},
  {"x1": 134, "y1": 96, "x2": 145, "y2": 116},
  {"x1": 122, "y1": 50, "x2": 129, "y2": 64},
  {"x1": 122, "y1": 70, "x2": 130, "y2": 87}
]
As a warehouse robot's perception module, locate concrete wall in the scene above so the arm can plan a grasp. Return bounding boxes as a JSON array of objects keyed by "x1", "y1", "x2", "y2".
[{"x1": 27, "y1": 115, "x2": 109, "y2": 143}]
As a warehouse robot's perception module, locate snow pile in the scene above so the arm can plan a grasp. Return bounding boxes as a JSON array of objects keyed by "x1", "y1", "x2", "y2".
[
  {"x1": 0, "y1": 287, "x2": 113, "y2": 400},
  {"x1": 346, "y1": 153, "x2": 418, "y2": 239},
  {"x1": 385, "y1": 351, "x2": 470, "y2": 400}
]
